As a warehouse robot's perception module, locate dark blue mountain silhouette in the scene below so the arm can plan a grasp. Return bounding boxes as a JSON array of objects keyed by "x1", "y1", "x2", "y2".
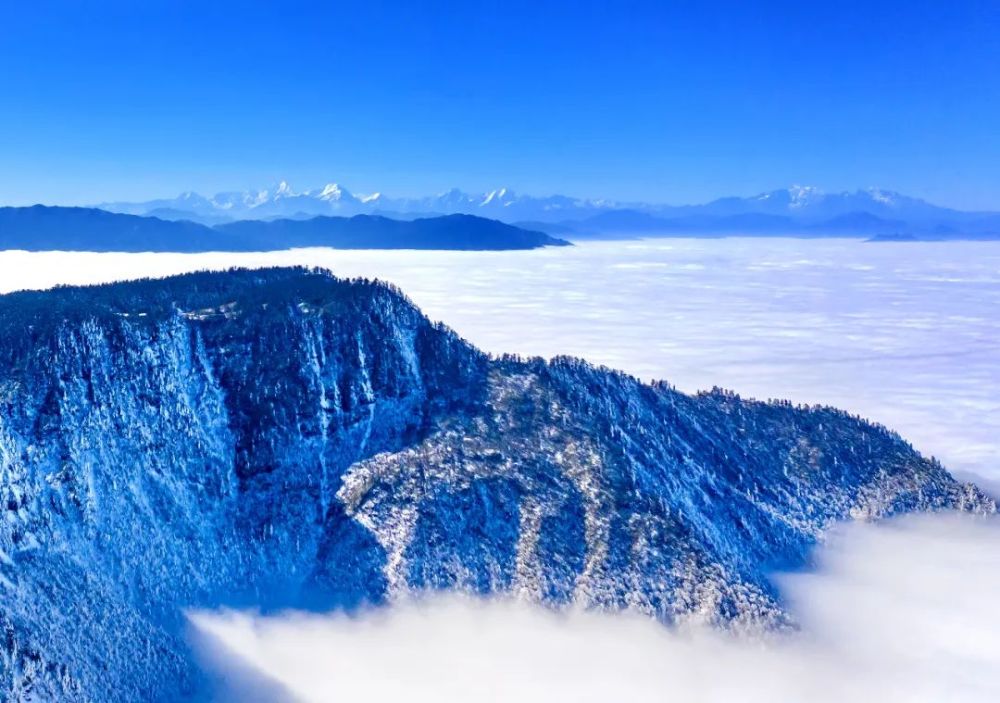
[{"x1": 0, "y1": 206, "x2": 569, "y2": 252}]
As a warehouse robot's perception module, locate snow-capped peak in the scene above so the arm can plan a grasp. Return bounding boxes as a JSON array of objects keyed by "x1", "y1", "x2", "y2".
[
  {"x1": 865, "y1": 187, "x2": 896, "y2": 206},
  {"x1": 273, "y1": 181, "x2": 294, "y2": 198},
  {"x1": 481, "y1": 187, "x2": 513, "y2": 206},
  {"x1": 318, "y1": 183, "x2": 349, "y2": 201},
  {"x1": 359, "y1": 192, "x2": 381, "y2": 203},
  {"x1": 788, "y1": 185, "x2": 823, "y2": 208}
]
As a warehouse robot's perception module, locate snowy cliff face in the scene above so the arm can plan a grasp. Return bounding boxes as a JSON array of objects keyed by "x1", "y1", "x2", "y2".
[{"x1": 0, "y1": 268, "x2": 993, "y2": 701}]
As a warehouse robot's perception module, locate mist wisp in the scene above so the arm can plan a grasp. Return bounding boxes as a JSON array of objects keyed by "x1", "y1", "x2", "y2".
[{"x1": 191, "y1": 513, "x2": 1000, "y2": 703}]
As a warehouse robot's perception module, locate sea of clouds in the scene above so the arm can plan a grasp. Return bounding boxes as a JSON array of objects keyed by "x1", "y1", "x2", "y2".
[
  {"x1": 192, "y1": 514, "x2": 1000, "y2": 703},
  {"x1": 3, "y1": 238, "x2": 999, "y2": 700}
]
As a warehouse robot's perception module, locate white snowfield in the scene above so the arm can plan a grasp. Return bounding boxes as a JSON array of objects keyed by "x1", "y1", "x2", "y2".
[{"x1": 3, "y1": 238, "x2": 999, "y2": 702}]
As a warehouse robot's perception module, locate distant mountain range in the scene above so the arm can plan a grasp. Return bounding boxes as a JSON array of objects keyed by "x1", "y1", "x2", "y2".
[
  {"x1": 0, "y1": 206, "x2": 568, "y2": 252},
  {"x1": 97, "y1": 182, "x2": 1000, "y2": 239},
  {"x1": 99, "y1": 182, "x2": 612, "y2": 225}
]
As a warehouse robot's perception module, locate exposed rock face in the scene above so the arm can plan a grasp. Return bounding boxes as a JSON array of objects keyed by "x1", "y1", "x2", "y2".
[{"x1": 0, "y1": 268, "x2": 992, "y2": 700}]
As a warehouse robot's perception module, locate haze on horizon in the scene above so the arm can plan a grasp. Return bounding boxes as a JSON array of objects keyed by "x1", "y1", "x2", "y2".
[{"x1": 1, "y1": 1, "x2": 998, "y2": 210}]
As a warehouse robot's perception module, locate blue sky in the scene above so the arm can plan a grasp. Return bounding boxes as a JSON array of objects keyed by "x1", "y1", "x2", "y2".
[{"x1": 1, "y1": 0, "x2": 998, "y2": 209}]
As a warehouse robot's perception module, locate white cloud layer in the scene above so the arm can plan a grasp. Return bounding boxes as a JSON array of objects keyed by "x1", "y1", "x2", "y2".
[{"x1": 192, "y1": 514, "x2": 1000, "y2": 703}]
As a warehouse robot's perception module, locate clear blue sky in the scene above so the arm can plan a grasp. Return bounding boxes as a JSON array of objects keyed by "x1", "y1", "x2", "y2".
[{"x1": 2, "y1": 0, "x2": 998, "y2": 209}]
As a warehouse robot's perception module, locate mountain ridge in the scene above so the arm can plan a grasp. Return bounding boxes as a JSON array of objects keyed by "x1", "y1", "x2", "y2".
[
  {"x1": 0, "y1": 267, "x2": 992, "y2": 700},
  {"x1": 95, "y1": 183, "x2": 1000, "y2": 239}
]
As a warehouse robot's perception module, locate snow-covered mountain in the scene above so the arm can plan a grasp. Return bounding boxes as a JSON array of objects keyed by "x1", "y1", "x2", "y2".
[
  {"x1": 685, "y1": 186, "x2": 962, "y2": 221},
  {"x1": 97, "y1": 184, "x2": 1000, "y2": 237},
  {"x1": 99, "y1": 182, "x2": 624, "y2": 223},
  {"x1": 0, "y1": 268, "x2": 992, "y2": 700}
]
